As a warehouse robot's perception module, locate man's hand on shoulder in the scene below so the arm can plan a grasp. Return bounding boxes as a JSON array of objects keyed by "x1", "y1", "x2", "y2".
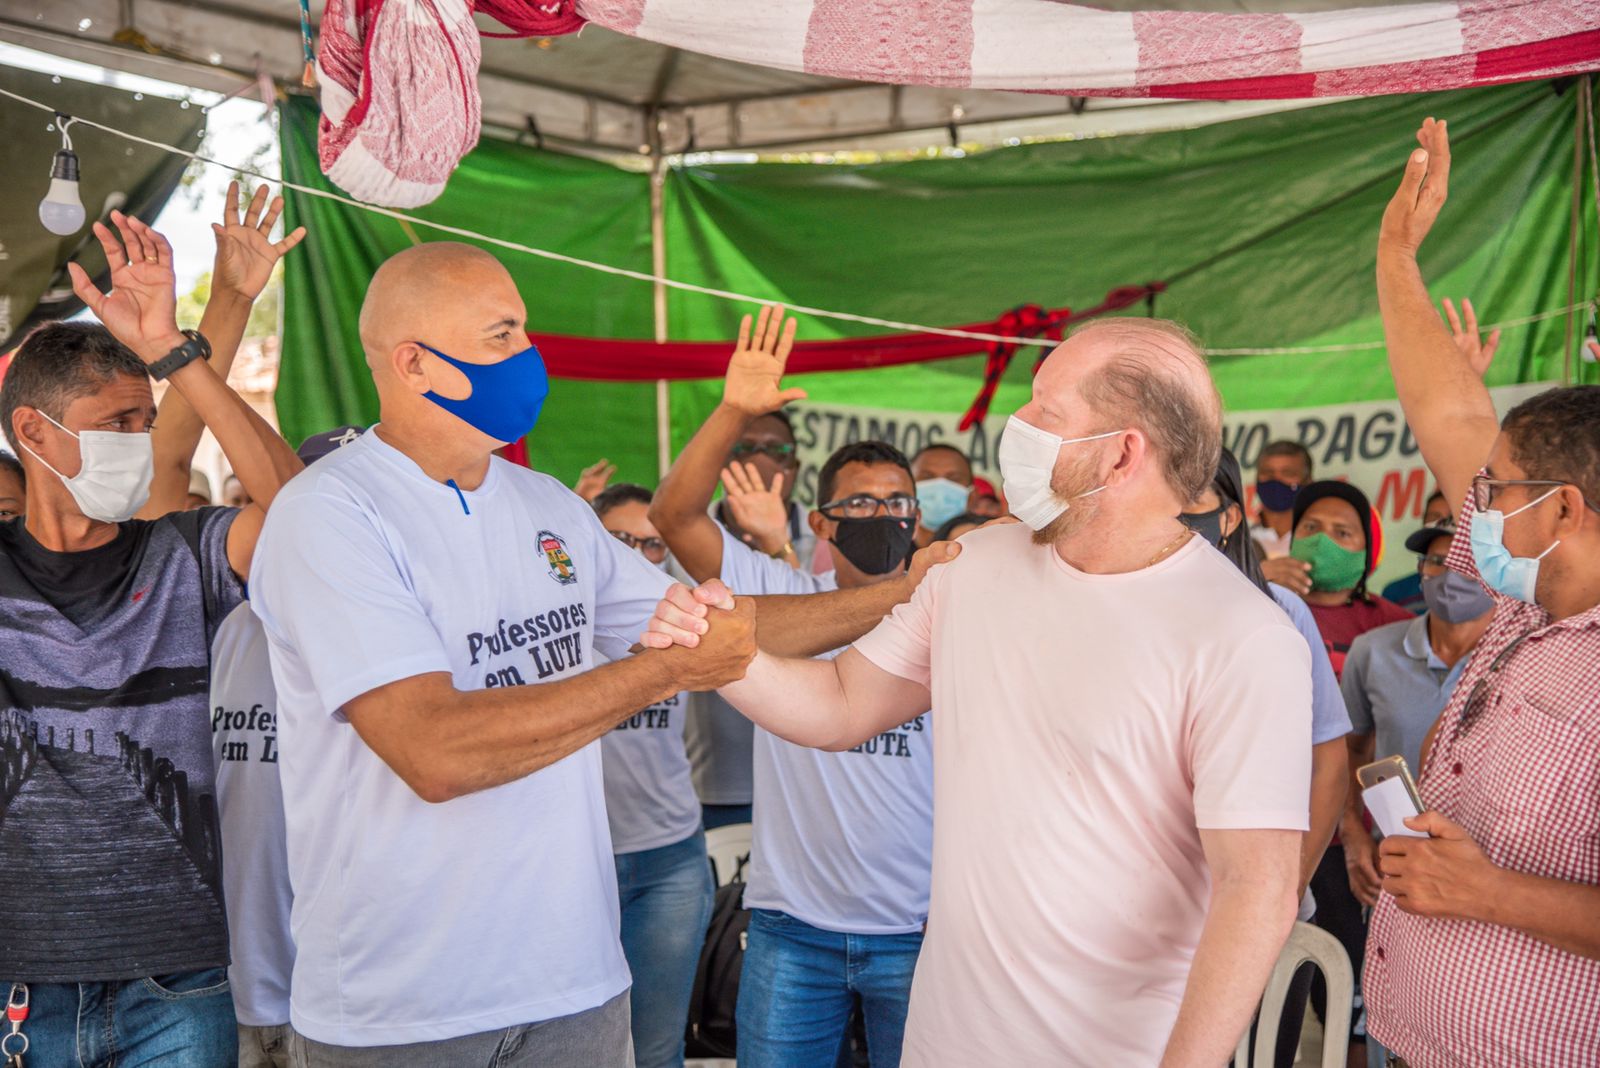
[{"x1": 722, "y1": 305, "x2": 807, "y2": 417}]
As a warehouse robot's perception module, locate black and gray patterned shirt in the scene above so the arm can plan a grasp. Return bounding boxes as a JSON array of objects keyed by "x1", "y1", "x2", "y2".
[{"x1": 0, "y1": 507, "x2": 241, "y2": 981}]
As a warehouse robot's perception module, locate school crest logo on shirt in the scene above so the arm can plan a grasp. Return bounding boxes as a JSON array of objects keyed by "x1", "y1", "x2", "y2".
[{"x1": 537, "y1": 530, "x2": 578, "y2": 586}]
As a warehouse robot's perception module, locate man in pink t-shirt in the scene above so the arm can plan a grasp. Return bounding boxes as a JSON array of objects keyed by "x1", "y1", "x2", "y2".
[{"x1": 698, "y1": 319, "x2": 1313, "y2": 1065}]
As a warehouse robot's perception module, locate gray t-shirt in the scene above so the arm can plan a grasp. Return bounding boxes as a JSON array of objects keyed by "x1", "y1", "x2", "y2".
[
  {"x1": 1342, "y1": 613, "x2": 1473, "y2": 775},
  {"x1": 684, "y1": 500, "x2": 818, "y2": 807},
  {"x1": 0, "y1": 508, "x2": 242, "y2": 981}
]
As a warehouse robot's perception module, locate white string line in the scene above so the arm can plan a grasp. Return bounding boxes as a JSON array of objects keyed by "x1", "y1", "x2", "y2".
[{"x1": 6, "y1": 82, "x2": 1587, "y2": 356}]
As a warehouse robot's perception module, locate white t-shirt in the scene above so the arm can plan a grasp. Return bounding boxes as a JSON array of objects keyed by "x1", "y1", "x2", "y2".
[
  {"x1": 600, "y1": 687, "x2": 701, "y2": 854},
  {"x1": 853, "y1": 524, "x2": 1311, "y2": 1065},
  {"x1": 210, "y1": 601, "x2": 293, "y2": 1027},
  {"x1": 719, "y1": 529, "x2": 934, "y2": 934},
  {"x1": 249, "y1": 431, "x2": 674, "y2": 1046},
  {"x1": 1252, "y1": 524, "x2": 1293, "y2": 559}
]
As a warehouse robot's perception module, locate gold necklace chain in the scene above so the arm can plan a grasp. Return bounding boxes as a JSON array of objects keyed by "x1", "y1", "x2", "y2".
[{"x1": 1146, "y1": 527, "x2": 1192, "y2": 568}]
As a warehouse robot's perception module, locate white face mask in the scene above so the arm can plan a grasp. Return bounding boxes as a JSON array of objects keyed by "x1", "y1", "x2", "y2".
[
  {"x1": 997, "y1": 414, "x2": 1122, "y2": 531},
  {"x1": 20, "y1": 410, "x2": 154, "y2": 523}
]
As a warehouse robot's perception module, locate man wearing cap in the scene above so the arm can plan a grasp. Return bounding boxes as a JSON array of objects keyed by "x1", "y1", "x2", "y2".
[{"x1": 212, "y1": 426, "x2": 365, "y2": 1068}]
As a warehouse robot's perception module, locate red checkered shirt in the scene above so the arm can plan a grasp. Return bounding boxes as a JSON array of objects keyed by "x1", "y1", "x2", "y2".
[{"x1": 1365, "y1": 490, "x2": 1600, "y2": 1067}]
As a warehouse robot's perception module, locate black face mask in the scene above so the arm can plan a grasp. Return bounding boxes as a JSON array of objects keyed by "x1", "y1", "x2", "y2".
[
  {"x1": 830, "y1": 517, "x2": 917, "y2": 576},
  {"x1": 1180, "y1": 505, "x2": 1228, "y2": 549}
]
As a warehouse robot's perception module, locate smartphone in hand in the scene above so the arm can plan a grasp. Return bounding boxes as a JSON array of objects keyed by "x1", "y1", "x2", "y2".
[{"x1": 1357, "y1": 755, "x2": 1428, "y2": 839}]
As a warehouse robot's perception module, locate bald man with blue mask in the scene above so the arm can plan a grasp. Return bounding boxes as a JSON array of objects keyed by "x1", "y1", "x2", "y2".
[{"x1": 248, "y1": 245, "x2": 953, "y2": 1067}]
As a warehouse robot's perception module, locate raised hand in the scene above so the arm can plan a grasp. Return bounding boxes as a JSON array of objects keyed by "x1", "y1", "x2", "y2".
[
  {"x1": 1379, "y1": 116, "x2": 1451, "y2": 260},
  {"x1": 721, "y1": 461, "x2": 790, "y2": 554},
  {"x1": 1442, "y1": 298, "x2": 1500, "y2": 379},
  {"x1": 211, "y1": 181, "x2": 308, "y2": 302},
  {"x1": 722, "y1": 305, "x2": 806, "y2": 417},
  {"x1": 574, "y1": 459, "x2": 616, "y2": 502},
  {"x1": 67, "y1": 211, "x2": 186, "y2": 364}
]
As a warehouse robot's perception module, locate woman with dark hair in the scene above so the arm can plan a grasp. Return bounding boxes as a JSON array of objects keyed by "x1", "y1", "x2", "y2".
[{"x1": 1181, "y1": 448, "x2": 1351, "y2": 1068}]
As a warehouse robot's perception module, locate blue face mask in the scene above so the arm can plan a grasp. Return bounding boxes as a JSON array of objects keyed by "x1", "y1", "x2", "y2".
[
  {"x1": 1468, "y1": 487, "x2": 1561, "y2": 604},
  {"x1": 915, "y1": 477, "x2": 969, "y2": 531},
  {"x1": 417, "y1": 341, "x2": 549, "y2": 444}
]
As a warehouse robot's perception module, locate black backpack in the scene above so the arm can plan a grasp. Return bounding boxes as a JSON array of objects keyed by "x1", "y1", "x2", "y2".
[{"x1": 684, "y1": 854, "x2": 750, "y2": 1058}]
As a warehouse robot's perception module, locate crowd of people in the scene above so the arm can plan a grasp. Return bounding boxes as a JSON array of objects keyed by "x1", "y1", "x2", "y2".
[{"x1": 0, "y1": 118, "x2": 1595, "y2": 1068}]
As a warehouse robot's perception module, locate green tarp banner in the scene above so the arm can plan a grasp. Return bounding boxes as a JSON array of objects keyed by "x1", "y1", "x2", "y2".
[{"x1": 279, "y1": 78, "x2": 1596, "y2": 509}]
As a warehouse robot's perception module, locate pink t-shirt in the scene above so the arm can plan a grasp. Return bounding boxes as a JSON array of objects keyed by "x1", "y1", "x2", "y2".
[{"x1": 854, "y1": 523, "x2": 1312, "y2": 1065}]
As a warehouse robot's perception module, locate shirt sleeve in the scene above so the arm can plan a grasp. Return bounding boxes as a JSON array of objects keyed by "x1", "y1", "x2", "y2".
[
  {"x1": 716, "y1": 527, "x2": 831, "y2": 597},
  {"x1": 165, "y1": 506, "x2": 245, "y2": 642},
  {"x1": 1271, "y1": 585, "x2": 1352, "y2": 745},
  {"x1": 248, "y1": 490, "x2": 452, "y2": 717},
  {"x1": 573, "y1": 503, "x2": 676, "y2": 663},
  {"x1": 1340, "y1": 632, "x2": 1377, "y2": 736},
  {"x1": 852, "y1": 564, "x2": 942, "y2": 689},
  {"x1": 1189, "y1": 621, "x2": 1312, "y2": 831}
]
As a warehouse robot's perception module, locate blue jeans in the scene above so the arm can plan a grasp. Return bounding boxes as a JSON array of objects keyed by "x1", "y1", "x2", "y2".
[
  {"x1": 736, "y1": 909, "x2": 922, "y2": 1068},
  {"x1": 6, "y1": 967, "x2": 236, "y2": 1067},
  {"x1": 615, "y1": 829, "x2": 715, "y2": 1068}
]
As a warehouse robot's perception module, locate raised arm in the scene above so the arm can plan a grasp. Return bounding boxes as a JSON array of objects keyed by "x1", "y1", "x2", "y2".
[
  {"x1": 68, "y1": 212, "x2": 302, "y2": 579},
  {"x1": 650, "y1": 304, "x2": 804, "y2": 581},
  {"x1": 1377, "y1": 118, "x2": 1499, "y2": 507},
  {"x1": 139, "y1": 183, "x2": 306, "y2": 517},
  {"x1": 1160, "y1": 828, "x2": 1300, "y2": 1068},
  {"x1": 346, "y1": 599, "x2": 756, "y2": 802}
]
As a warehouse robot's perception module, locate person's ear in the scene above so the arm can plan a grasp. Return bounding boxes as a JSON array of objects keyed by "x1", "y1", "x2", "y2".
[
  {"x1": 1102, "y1": 430, "x2": 1142, "y2": 486},
  {"x1": 808, "y1": 510, "x2": 831, "y2": 541},
  {"x1": 1221, "y1": 503, "x2": 1243, "y2": 539},
  {"x1": 394, "y1": 342, "x2": 469, "y2": 399},
  {"x1": 12, "y1": 408, "x2": 50, "y2": 456},
  {"x1": 1553, "y1": 484, "x2": 1590, "y2": 537}
]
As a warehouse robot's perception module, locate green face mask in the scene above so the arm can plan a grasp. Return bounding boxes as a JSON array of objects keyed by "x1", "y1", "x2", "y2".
[{"x1": 1291, "y1": 532, "x2": 1367, "y2": 592}]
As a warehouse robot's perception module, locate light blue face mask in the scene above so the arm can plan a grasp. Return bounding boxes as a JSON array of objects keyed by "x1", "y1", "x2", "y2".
[
  {"x1": 915, "y1": 477, "x2": 969, "y2": 531},
  {"x1": 1468, "y1": 486, "x2": 1561, "y2": 604},
  {"x1": 417, "y1": 340, "x2": 549, "y2": 444}
]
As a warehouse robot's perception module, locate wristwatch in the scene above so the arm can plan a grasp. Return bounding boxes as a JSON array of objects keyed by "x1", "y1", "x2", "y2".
[
  {"x1": 147, "y1": 330, "x2": 211, "y2": 381},
  {"x1": 768, "y1": 541, "x2": 796, "y2": 560}
]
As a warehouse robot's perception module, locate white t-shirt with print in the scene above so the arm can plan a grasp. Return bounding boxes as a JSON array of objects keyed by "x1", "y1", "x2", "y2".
[
  {"x1": 718, "y1": 528, "x2": 934, "y2": 934},
  {"x1": 601, "y1": 687, "x2": 701, "y2": 854},
  {"x1": 249, "y1": 431, "x2": 674, "y2": 1047},
  {"x1": 210, "y1": 601, "x2": 293, "y2": 1027}
]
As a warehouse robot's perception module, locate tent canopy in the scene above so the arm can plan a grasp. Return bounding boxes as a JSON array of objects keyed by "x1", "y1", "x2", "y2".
[{"x1": 2, "y1": 0, "x2": 1330, "y2": 156}]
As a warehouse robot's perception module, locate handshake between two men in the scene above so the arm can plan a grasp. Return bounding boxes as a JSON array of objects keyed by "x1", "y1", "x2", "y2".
[{"x1": 630, "y1": 538, "x2": 964, "y2": 695}]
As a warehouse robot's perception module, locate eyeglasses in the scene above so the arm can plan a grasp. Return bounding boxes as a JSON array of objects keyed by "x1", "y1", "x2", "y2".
[
  {"x1": 609, "y1": 530, "x2": 667, "y2": 555},
  {"x1": 1416, "y1": 552, "x2": 1449, "y2": 570},
  {"x1": 818, "y1": 494, "x2": 919, "y2": 520},
  {"x1": 1452, "y1": 629, "x2": 1534, "y2": 743},
  {"x1": 1470, "y1": 476, "x2": 1569, "y2": 513},
  {"x1": 731, "y1": 442, "x2": 796, "y2": 461}
]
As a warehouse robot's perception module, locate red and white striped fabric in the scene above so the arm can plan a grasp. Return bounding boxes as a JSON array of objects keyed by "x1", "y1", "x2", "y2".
[
  {"x1": 317, "y1": 0, "x2": 483, "y2": 207},
  {"x1": 580, "y1": 0, "x2": 1599, "y2": 99}
]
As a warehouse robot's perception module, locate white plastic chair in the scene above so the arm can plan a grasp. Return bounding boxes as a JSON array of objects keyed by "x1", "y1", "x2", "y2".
[
  {"x1": 1234, "y1": 921, "x2": 1354, "y2": 1068},
  {"x1": 704, "y1": 822, "x2": 752, "y2": 887}
]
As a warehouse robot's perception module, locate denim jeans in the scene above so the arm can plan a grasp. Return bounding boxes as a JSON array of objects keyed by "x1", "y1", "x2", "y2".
[
  {"x1": 5, "y1": 967, "x2": 236, "y2": 1067},
  {"x1": 736, "y1": 909, "x2": 923, "y2": 1068},
  {"x1": 240, "y1": 1022, "x2": 292, "y2": 1068},
  {"x1": 615, "y1": 829, "x2": 715, "y2": 1068}
]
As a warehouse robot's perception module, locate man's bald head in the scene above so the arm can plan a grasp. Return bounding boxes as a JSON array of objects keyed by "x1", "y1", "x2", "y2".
[
  {"x1": 1034, "y1": 318, "x2": 1222, "y2": 503},
  {"x1": 359, "y1": 242, "x2": 520, "y2": 370}
]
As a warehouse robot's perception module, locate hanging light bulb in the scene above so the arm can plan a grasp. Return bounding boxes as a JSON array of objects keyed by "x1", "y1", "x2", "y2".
[{"x1": 39, "y1": 115, "x2": 86, "y2": 237}]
